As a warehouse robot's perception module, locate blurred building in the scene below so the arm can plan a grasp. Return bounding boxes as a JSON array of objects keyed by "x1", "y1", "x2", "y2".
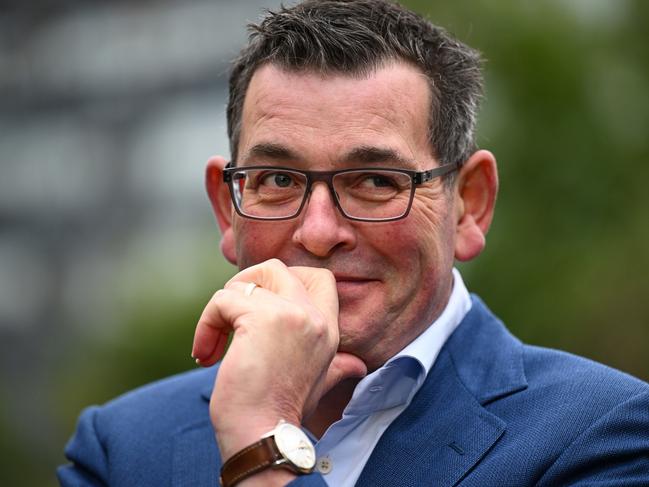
[{"x1": 0, "y1": 1, "x2": 278, "y2": 483}]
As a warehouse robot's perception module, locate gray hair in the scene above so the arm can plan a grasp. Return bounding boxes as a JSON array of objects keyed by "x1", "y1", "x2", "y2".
[{"x1": 227, "y1": 0, "x2": 484, "y2": 174}]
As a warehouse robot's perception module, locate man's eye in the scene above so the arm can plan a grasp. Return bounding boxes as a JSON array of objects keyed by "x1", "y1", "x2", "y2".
[
  {"x1": 359, "y1": 174, "x2": 398, "y2": 188},
  {"x1": 260, "y1": 172, "x2": 294, "y2": 188}
]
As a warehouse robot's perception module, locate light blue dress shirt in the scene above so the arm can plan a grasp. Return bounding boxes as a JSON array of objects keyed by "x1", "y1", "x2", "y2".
[{"x1": 307, "y1": 268, "x2": 472, "y2": 486}]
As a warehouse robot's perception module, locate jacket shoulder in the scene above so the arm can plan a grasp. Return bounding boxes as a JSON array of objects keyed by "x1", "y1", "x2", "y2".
[
  {"x1": 58, "y1": 366, "x2": 217, "y2": 487},
  {"x1": 517, "y1": 342, "x2": 649, "y2": 436},
  {"x1": 523, "y1": 343, "x2": 648, "y2": 395},
  {"x1": 100, "y1": 365, "x2": 215, "y2": 418},
  {"x1": 90, "y1": 365, "x2": 216, "y2": 451}
]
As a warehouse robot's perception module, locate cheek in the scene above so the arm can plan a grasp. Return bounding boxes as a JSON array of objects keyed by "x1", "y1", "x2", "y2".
[
  {"x1": 365, "y1": 220, "x2": 429, "y2": 281},
  {"x1": 234, "y1": 220, "x2": 292, "y2": 268},
  {"x1": 406, "y1": 197, "x2": 457, "y2": 270}
]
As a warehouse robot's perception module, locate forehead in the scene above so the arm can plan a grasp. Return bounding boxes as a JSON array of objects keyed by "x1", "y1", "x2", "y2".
[{"x1": 238, "y1": 61, "x2": 433, "y2": 168}]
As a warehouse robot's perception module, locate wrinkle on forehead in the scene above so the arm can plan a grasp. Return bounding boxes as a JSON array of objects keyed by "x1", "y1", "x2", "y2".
[{"x1": 238, "y1": 61, "x2": 433, "y2": 168}]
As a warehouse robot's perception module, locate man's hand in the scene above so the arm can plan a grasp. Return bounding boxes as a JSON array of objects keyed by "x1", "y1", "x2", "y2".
[{"x1": 191, "y1": 258, "x2": 367, "y2": 465}]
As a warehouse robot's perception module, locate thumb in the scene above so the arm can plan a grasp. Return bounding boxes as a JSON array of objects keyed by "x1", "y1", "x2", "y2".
[{"x1": 322, "y1": 352, "x2": 368, "y2": 394}]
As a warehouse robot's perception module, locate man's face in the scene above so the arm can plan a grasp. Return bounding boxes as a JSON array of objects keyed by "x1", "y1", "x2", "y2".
[{"x1": 223, "y1": 62, "x2": 461, "y2": 370}]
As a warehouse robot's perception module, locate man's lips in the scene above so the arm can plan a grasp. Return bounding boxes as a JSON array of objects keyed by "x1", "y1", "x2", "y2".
[
  {"x1": 334, "y1": 276, "x2": 379, "y2": 297},
  {"x1": 333, "y1": 275, "x2": 377, "y2": 283}
]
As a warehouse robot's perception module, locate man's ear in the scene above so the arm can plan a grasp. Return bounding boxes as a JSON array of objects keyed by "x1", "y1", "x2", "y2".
[
  {"x1": 205, "y1": 155, "x2": 237, "y2": 265},
  {"x1": 454, "y1": 150, "x2": 499, "y2": 262}
]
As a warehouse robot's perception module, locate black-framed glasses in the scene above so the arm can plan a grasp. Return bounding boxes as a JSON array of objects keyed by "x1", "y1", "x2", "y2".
[{"x1": 222, "y1": 162, "x2": 461, "y2": 222}]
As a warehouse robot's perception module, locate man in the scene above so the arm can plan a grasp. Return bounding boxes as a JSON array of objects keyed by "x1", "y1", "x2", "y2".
[{"x1": 59, "y1": 1, "x2": 649, "y2": 486}]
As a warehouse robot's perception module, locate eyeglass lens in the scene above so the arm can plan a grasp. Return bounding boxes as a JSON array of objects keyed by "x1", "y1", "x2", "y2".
[{"x1": 230, "y1": 168, "x2": 413, "y2": 220}]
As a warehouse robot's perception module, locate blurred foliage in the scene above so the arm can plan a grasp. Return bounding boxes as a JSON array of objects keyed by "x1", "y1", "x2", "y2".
[
  {"x1": 406, "y1": 0, "x2": 649, "y2": 378},
  {"x1": 53, "y1": 253, "x2": 238, "y2": 414},
  {"x1": 6, "y1": 1, "x2": 648, "y2": 486}
]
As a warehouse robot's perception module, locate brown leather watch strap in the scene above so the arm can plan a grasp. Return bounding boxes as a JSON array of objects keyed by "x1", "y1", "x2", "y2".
[{"x1": 220, "y1": 436, "x2": 283, "y2": 487}]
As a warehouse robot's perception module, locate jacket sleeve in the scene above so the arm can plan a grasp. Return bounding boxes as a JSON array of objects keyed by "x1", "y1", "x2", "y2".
[
  {"x1": 537, "y1": 390, "x2": 649, "y2": 486},
  {"x1": 57, "y1": 406, "x2": 109, "y2": 487},
  {"x1": 287, "y1": 473, "x2": 329, "y2": 486}
]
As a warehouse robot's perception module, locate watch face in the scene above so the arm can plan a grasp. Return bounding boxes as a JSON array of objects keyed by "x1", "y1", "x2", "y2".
[{"x1": 274, "y1": 423, "x2": 316, "y2": 471}]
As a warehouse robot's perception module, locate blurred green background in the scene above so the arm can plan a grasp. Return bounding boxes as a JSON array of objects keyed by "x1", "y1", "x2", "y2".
[{"x1": 1, "y1": 1, "x2": 647, "y2": 485}]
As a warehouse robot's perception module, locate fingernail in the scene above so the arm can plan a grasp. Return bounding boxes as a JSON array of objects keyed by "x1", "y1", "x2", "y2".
[{"x1": 195, "y1": 358, "x2": 202, "y2": 366}]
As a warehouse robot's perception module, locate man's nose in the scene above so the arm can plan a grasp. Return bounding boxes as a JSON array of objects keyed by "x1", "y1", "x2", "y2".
[{"x1": 292, "y1": 182, "x2": 356, "y2": 257}]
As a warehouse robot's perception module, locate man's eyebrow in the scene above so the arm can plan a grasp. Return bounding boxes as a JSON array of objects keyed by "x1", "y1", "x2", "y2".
[
  {"x1": 341, "y1": 146, "x2": 414, "y2": 167},
  {"x1": 243, "y1": 143, "x2": 300, "y2": 163},
  {"x1": 242, "y1": 143, "x2": 414, "y2": 167}
]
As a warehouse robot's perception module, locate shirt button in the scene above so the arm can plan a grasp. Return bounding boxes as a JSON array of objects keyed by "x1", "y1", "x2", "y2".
[
  {"x1": 316, "y1": 456, "x2": 333, "y2": 474},
  {"x1": 369, "y1": 385, "x2": 383, "y2": 393}
]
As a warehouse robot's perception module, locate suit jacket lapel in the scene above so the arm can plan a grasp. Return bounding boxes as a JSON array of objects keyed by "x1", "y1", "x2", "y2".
[
  {"x1": 444, "y1": 296, "x2": 528, "y2": 406},
  {"x1": 357, "y1": 349, "x2": 506, "y2": 486},
  {"x1": 358, "y1": 296, "x2": 527, "y2": 486}
]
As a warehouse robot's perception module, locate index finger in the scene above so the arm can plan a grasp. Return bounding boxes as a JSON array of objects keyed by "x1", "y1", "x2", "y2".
[
  {"x1": 226, "y1": 259, "x2": 310, "y2": 302},
  {"x1": 191, "y1": 289, "x2": 232, "y2": 366}
]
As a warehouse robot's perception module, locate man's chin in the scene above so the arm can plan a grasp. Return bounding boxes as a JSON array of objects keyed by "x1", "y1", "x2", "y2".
[{"x1": 337, "y1": 322, "x2": 380, "y2": 360}]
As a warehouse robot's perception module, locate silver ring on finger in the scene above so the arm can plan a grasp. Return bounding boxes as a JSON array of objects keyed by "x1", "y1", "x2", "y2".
[{"x1": 244, "y1": 282, "x2": 258, "y2": 297}]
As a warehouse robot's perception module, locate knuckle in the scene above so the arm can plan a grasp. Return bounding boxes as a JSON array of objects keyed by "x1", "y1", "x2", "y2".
[
  {"x1": 308, "y1": 312, "x2": 329, "y2": 338},
  {"x1": 266, "y1": 258, "x2": 287, "y2": 272},
  {"x1": 224, "y1": 277, "x2": 242, "y2": 290},
  {"x1": 312, "y1": 267, "x2": 335, "y2": 285},
  {"x1": 211, "y1": 288, "x2": 228, "y2": 303},
  {"x1": 261, "y1": 258, "x2": 288, "y2": 286},
  {"x1": 285, "y1": 307, "x2": 310, "y2": 329},
  {"x1": 280, "y1": 306, "x2": 328, "y2": 338}
]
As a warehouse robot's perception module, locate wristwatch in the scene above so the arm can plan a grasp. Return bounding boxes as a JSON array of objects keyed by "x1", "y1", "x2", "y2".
[{"x1": 219, "y1": 420, "x2": 316, "y2": 487}]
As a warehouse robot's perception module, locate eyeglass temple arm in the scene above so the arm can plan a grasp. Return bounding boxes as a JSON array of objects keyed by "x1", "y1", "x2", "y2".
[
  {"x1": 222, "y1": 162, "x2": 234, "y2": 182},
  {"x1": 223, "y1": 164, "x2": 250, "y2": 183},
  {"x1": 413, "y1": 161, "x2": 462, "y2": 184}
]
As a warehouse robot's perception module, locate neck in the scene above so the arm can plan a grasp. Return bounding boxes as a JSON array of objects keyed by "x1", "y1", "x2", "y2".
[{"x1": 303, "y1": 378, "x2": 360, "y2": 438}]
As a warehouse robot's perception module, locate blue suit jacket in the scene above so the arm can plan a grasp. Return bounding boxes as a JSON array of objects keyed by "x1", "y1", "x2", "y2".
[{"x1": 58, "y1": 297, "x2": 649, "y2": 486}]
